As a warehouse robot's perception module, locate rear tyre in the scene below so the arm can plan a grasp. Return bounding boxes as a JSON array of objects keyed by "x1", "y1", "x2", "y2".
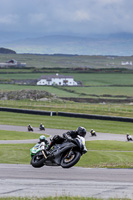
[
  {"x1": 31, "y1": 151, "x2": 45, "y2": 168},
  {"x1": 61, "y1": 150, "x2": 81, "y2": 168}
]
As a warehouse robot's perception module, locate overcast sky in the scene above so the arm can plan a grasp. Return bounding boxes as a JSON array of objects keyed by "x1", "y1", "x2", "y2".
[{"x1": 0, "y1": 0, "x2": 133, "y2": 38}]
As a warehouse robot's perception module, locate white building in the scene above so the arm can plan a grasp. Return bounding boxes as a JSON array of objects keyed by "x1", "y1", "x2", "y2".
[
  {"x1": 121, "y1": 61, "x2": 132, "y2": 66},
  {"x1": 37, "y1": 74, "x2": 78, "y2": 86},
  {"x1": 0, "y1": 59, "x2": 26, "y2": 68}
]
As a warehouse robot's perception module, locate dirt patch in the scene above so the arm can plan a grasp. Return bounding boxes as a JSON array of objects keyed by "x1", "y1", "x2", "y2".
[{"x1": 0, "y1": 90, "x2": 57, "y2": 100}]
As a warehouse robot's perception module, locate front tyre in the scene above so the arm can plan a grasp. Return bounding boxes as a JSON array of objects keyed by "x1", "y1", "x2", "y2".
[
  {"x1": 61, "y1": 150, "x2": 81, "y2": 168},
  {"x1": 31, "y1": 151, "x2": 45, "y2": 168}
]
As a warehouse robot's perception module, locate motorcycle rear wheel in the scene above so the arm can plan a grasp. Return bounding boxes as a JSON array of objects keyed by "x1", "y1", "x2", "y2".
[
  {"x1": 31, "y1": 152, "x2": 45, "y2": 168},
  {"x1": 61, "y1": 150, "x2": 81, "y2": 168}
]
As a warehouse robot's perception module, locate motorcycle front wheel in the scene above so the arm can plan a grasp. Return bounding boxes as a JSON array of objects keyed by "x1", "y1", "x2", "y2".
[
  {"x1": 61, "y1": 150, "x2": 81, "y2": 168},
  {"x1": 31, "y1": 151, "x2": 45, "y2": 168}
]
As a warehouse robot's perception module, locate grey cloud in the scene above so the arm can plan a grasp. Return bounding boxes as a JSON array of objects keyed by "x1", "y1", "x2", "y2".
[{"x1": 0, "y1": 0, "x2": 133, "y2": 36}]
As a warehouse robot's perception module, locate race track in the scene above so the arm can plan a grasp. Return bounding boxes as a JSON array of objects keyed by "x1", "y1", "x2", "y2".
[
  {"x1": 0, "y1": 124, "x2": 127, "y2": 143},
  {"x1": 0, "y1": 164, "x2": 133, "y2": 199},
  {"x1": 0, "y1": 125, "x2": 133, "y2": 199}
]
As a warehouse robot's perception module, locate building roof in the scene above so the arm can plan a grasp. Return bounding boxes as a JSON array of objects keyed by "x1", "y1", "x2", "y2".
[
  {"x1": 40, "y1": 74, "x2": 73, "y2": 79},
  {"x1": 6, "y1": 59, "x2": 18, "y2": 64}
]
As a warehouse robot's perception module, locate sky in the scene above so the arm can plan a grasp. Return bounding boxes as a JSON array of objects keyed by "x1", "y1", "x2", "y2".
[{"x1": 0, "y1": 0, "x2": 133, "y2": 39}]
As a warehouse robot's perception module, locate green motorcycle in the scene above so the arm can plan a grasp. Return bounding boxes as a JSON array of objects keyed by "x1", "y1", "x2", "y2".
[{"x1": 30, "y1": 136, "x2": 87, "y2": 168}]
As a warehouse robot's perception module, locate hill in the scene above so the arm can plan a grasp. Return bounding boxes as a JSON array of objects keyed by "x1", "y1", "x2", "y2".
[
  {"x1": 0, "y1": 47, "x2": 16, "y2": 54},
  {"x1": 2, "y1": 33, "x2": 133, "y2": 56}
]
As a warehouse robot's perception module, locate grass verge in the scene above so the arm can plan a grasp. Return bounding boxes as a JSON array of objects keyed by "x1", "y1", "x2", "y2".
[
  {"x1": 0, "y1": 130, "x2": 49, "y2": 140},
  {"x1": 1, "y1": 99, "x2": 133, "y2": 118},
  {"x1": 0, "y1": 141, "x2": 133, "y2": 168},
  {"x1": 1, "y1": 111, "x2": 133, "y2": 135},
  {"x1": 77, "y1": 140, "x2": 133, "y2": 168}
]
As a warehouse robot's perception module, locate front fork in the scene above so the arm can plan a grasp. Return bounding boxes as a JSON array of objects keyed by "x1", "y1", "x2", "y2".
[
  {"x1": 40, "y1": 143, "x2": 47, "y2": 159},
  {"x1": 42, "y1": 150, "x2": 47, "y2": 159},
  {"x1": 65, "y1": 148, "x2": 73, "y2": 158}
]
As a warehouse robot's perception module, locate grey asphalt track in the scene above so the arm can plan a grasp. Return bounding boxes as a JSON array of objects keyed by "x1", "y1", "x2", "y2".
[
  {"x1": 0, "y1": 164, "x2": 133, "y2": 198},
  {"x1": 0, "y1": 124, "x2": 127, "y2": 143},
  {"x1": 0, "y1": 125, "x2": 133, "y2": 199}
]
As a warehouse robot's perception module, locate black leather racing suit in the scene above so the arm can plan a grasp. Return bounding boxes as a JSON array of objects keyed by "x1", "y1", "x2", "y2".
[{"x1": 47, "y1": 130, "x2": 78, "y2": 150}]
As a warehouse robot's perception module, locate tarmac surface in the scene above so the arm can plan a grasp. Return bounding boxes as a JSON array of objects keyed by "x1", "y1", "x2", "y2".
[
  {"x1": 0, "y1": 124, "x2": 127, "y2": 143},
  {"x1": 0, "y1": 164, "x2": 133, "y2": 198},
  {"x1": 0, "y1": 124, "x2": 133, "y2": 199}
]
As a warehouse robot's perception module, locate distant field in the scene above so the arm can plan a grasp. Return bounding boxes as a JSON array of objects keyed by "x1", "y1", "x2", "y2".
[
  {"x1": 1, "y1": 83, "x2": 133, "y2": 98},
  {"x1": 1, "y1": 73, "x2": 133, "y2": 87},
  {"x1": 1, "y1": 54, "x2": 133, "y2": 105},
  {"x1": 1, "y1": 83, "x2": 133, "y2": 107},
  {"x1": 0, "y1": 53, "x2": 133, "y2": 68},
  {"x1": 63, "y1": 86, "x2": 133, "y2": 97}
]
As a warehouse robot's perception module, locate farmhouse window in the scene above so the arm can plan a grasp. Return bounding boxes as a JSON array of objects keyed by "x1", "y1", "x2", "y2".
[{"x1": 63, "y1": 80, "x2": 68, "y2": 83}]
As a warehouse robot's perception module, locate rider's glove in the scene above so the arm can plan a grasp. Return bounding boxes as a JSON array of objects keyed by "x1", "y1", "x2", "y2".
[
  {"x1": 82, "y1": 146, "x2": 87, "y2": 154},
  {"x1": 82, "y1": 149, "x2": 87, "y2": 154}
]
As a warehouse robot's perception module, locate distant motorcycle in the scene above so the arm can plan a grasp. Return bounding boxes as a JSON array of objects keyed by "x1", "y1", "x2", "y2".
[
  {"x1": 30, "y1": 136, "x2": 87, "y2": 168},
  {"x1": 90, "y1": 130, "x2": 97, "y2": 136},
  {"x1": 126, "y1": 134, "x2": 133, "y2": 141},
  {"x1": 39, "y1": 125, "x2": 45, "y2": 131},
  {"x1": 28, "y1": 126, "x2": 34, "y2": 132}
]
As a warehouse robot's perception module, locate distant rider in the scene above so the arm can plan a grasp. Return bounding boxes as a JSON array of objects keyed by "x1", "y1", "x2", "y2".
[
  {"x1": 90, "y1": 129, "x2": 96, "y2": 136},
  {"x1": 126, "y1": 134, "x2": 133, "y2": 141},
  {"x1": 40, "y1": 123, "x2": 45, "y2": 130},
  {"x1": 28, "y1": 124, "x2": 33, "y2": 131}
]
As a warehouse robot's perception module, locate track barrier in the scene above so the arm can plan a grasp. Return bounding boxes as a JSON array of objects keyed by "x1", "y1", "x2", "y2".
[{"x1": 1, "y1": 107, "x2": 133, "y2": 122}]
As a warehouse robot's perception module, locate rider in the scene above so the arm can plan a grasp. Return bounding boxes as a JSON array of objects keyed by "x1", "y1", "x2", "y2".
[
  {"x1": 126, "y1": 134, "x2": 133, "y2": 141},
  {"x1": 40, "y1": 123, "x2": 44, "y2": 130},
  {"x1": 28, "y1": 124, "x2": 33, "y2": 131},
  {"x1": 90, "y1": 129, "x2": 96, "y2": 136},
  {"x1": 46, "y1": 126, "x2": 87, "y2": 150},
  {"x1": 38, "y1": 135, "x2": 49, "y2": 147}
]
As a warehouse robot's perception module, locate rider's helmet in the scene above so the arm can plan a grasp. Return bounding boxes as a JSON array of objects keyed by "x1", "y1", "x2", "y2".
[
  {"x1": 91, "y1": 129, "x2": 93, "y2": 132},
  {"x1": 77, "y1": 126, "x2": 87, "y2": 137},
  {"x1": 39, "y1": 135, "x2": 45, "y2": 142}
]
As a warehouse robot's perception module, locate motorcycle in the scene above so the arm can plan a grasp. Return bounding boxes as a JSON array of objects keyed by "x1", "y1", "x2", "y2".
[
  {"x1": 90, "y1": 131, "x2": 97, "y2": 136},
  {"x1": 39, "y1": 125, "x2": 45, "y2": 131},
  {"x1": 126, "y1": 134, "x2": 133, "y2": 141},
  {"x1": 28, "y1": 126, "x2": 34, "y2": 132},
  {"x1": 30, "y1": 136, "x2": 87, "y2": 168}
]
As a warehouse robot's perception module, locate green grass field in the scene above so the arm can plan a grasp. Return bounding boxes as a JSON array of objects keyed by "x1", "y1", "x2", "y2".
[
  {"x1": 1, "y1": 71, "x2": 133, "y2": 108},
  {"x1": 1, "y1": 98, "x2": 133, "y2": 118},
  {"x1": 1, "y1": 111, "x2": 133, "y2": 134},
  {"x1": 1, "y1": 72, "x2": 133, "y2": 104},
  {"x1": 1, "y1": 54, "x2": 133, "y2": 69},
  {"x1": 0, "y1": 130, "x2": 48, "y2": 140},
  {"x1": 79, "y1": 140, "x2": 133, "y2": 168},
  {"x1": 1, "y1": 73, "x2": 133, "y2": 86},
  {"x1": 0, "y1": 140, "x2": 133, "y2": 168},
  {"x1": 1, "y1": 83, "x2": 133, "y2": 100}
]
